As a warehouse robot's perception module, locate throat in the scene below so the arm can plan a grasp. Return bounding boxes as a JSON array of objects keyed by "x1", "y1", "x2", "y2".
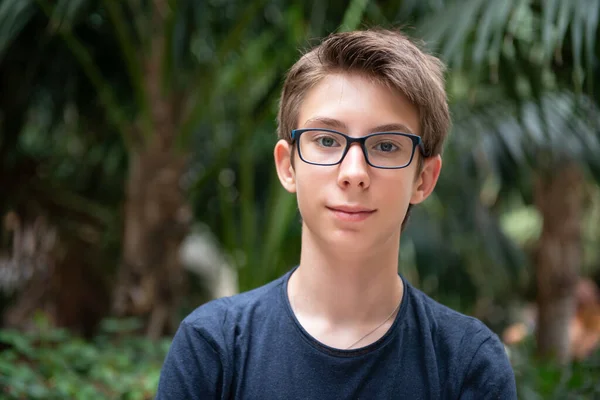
[{"x1": 287, "y1": 265, "x2": 404, "y2": 350}]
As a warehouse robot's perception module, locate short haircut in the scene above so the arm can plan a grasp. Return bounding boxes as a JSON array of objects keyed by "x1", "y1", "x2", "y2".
[
  {"x1": 277, "y1": 28, "x2": 450, "y2": 157},
  {"x1": 277, "y1": 28, "x2": 451, "y2": 231}
]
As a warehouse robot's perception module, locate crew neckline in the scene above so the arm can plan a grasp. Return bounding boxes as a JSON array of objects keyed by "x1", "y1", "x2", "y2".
[{"x1": 280, "y1": 265, "x2": 410, "y2": 358}]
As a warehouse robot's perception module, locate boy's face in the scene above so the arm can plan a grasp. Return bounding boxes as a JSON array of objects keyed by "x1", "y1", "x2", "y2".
[{"x1": 275, "y1": 73, "x2": 441, "y2": 253}]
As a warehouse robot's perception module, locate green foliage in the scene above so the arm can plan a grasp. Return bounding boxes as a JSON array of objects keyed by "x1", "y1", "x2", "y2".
[
  {"x1": 511, "y1": 340, "x2": 600, "y2": 399},
  {"x1": 339, "y1": 0, "x2": 369, "y2": 32},
  {"x1": 0, "y1": 318, "x2": 170, "y2": 400},
  {"x1": 418, "y1": 0, "x2": 600, "y2": 96}
]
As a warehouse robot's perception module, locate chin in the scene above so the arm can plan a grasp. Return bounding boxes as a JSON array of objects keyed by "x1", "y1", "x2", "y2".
[{"x1": 325, "y1": 230, "x2": 380, "y2": 254}]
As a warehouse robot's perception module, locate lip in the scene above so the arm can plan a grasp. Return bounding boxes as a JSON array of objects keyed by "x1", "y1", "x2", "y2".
[
  {"x1": 327, "y1": 205, "x2": 376, "y2": 222},
  {"x1": 328, "y1": 205, "x2": 375, "y2": 213}
]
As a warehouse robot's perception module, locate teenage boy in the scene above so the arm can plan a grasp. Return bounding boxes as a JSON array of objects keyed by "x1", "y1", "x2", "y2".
[{"x1": 156, "y1": 28, "x2": 517, "y2": 399}]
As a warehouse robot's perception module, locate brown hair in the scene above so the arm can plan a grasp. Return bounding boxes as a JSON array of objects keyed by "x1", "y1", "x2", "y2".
[{"x1": 277, "y1": 28, "x2": 451, "y2": 230}]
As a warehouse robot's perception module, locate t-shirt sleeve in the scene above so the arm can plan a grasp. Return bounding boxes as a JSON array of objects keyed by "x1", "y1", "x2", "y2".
[
  {"x1": 459, "y1": 334, "x2": 517, "y2": 400},
  {"x1": 155, "y1": 320, "x2": 226, "y2": 400}
]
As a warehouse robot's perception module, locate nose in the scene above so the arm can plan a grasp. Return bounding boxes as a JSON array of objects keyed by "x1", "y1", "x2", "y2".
[{"x1": 337, "y1": 143, "x2": 371, "y2": 190}]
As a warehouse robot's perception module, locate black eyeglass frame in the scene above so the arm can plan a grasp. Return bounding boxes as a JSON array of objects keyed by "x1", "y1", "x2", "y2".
[{"x1": 290, "y1": 128, "x2": 429, "y2": 169}]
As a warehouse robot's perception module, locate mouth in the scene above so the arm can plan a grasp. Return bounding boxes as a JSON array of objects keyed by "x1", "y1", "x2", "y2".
[{"x1": 326, "y1": 205, "x2": 376, "y2": 222}]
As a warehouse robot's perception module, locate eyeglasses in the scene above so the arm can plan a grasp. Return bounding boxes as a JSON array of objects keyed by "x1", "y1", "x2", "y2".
[{"x1": 291, "y1": 128, "x2": 428, "y2": 169}]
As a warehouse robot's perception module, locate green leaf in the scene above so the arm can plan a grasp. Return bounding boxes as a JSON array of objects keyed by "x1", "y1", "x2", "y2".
[
  {"x1": 35, "y1": 0, "x2": 133, "y2": 147},
  {"x1": 570, "y1": 0, "x2": 585, "y2": 90},
  {"x1": 99, "y1": 317, "x2": 144, "y2": 333},
  {"x1": 51, "y1": 0, "x2": 89, "y2": 30},
  {"x1": 259, "y1": 175, "x2": 298, "y2": 283},
  {"x1": 541, "y1": 0, "x2": 560, "y2": 59},
  {"x1": 102, "y1": 0, "x2": 150, "y2": 135},
  {"x1": 178, "y1": 0, "x2": 269, "y2": 144},
  {"x1": 473, "y1": 0, "x2": 513, "y2": 64},
  {"x1": 555, "y1": 0, "x2": 574, "y2": 51},
  {"x1": 583, "y1": 0, "x2": 599, "y2": 92},
  {"x1": 420, "y1": 0, "x2": 488, "y2": 68},
  {"x1": 0, "y1": 0, "x2": 36, "y2": 60},
  {"x1": 339, "y1": 0, "x2": 369, "y2": 32},
  {"x1": 0, "y1": 330, "x2": 34, "y2": 357}
]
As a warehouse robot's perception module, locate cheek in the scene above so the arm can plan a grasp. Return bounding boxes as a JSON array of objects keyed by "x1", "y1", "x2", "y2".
[
  {"x1": 374, "y1": 174, "x2": 415, "y2": 214},
  {"x1": 294, "y1": 166, "x2": 328, "y2": 214}
]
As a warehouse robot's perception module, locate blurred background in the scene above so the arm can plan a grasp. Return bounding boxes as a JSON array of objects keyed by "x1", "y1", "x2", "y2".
[{"x1": 1, "y1": 0, "x2": 600, "y2": 398}]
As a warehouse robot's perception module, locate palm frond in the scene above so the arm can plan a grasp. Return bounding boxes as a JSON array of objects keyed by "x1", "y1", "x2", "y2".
[
  {"x1": 0, "y1": 0, "x2": 36, "y2": 60},
  {"x1": 418, "y1": 0, "x2": 600, "y2": 94},
  {"x1": 101, "y1": 1, "x2": 149, "y2": 127},
  {"x1": 452, "y1": 90, "x2": 600, "y2": 199},
  {"x1": 33, "y1": 0, "x2": 133, "y2": 144},
  {"x1": 177, "y1": 0, "x2": 270, "y2": 142},
  {"x1": 48, "y1": 0, "x2": 90, "y2": 30}
]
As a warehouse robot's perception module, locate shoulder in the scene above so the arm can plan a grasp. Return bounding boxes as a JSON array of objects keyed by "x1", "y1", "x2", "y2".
[
  {"x1": 182, "y1": 273, "x2": 287, "y2": 341},
  {"x1": 405, "y1": 281, "x2": 495, "y2": 343},
  {"x1": 156, "y1": 274, "x2": 289, "y2": 399},
  {"x1": 405, "y1": 281, "x2": 517, "y2": 398},
  {"x1": 405, "y1": 280, "x2": 497, "y2": 339}
]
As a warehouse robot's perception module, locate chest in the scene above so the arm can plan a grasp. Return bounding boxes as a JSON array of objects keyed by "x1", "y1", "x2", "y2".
[{"x1": 228, "y1": 335, "x2": 448, "y2": 400}]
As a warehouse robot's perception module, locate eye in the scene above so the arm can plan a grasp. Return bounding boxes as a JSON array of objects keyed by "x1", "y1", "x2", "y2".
[
  {"x1": 374, "y1": 141, "x2": 399, "y2": 152},
  {"x1": 315, "y1": 135, "x2": 341, "y2": 147}
]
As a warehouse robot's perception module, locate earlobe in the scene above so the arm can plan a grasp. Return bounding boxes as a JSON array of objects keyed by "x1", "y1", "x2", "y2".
[
  {"x1": 274, "y1": 140, "x2": 297, "y2": 193},
  {"x1": 410, "y1": 155, "x2": 442, "y2": 204}
]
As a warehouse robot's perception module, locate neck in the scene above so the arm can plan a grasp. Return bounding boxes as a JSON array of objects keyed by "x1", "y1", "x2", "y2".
[{"x1": 288, "y1": 225, "x2": 403, "y2": 326}]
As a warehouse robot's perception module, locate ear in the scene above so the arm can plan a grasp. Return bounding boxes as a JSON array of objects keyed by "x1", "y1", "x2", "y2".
[
  {"x1": 274, "y1": 139, "x2": 297, "y2": 193},
  {"x1": 410, "y1": 155, "x2": 442, "y2": 204}
]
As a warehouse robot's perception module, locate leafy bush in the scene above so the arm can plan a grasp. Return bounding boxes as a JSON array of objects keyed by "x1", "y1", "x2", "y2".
[
  {"x1": 510, "y1": 339, "x2": 600, "y2": 399},
  {"x1": 0, "y1": 317, "x2": 170, "y2": 400}
]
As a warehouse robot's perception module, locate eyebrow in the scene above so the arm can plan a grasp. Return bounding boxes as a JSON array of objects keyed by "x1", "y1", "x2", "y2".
[{"x1": 302, "y1": 117, "x2": 415, "y2": 134}]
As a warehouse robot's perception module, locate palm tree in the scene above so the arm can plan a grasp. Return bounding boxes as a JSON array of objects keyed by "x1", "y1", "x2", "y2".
[
  {"x1": 0, "y1": 0, "x2": 277, "y2": 338},
  {"x1": 0, "y1": 0, "x2": 373, "y2": 337},
  {"x1": 411, "y1": 0, "x2": 600, "y2": 362},
  {"x1": 452, "y1": 92, "x2": 600, "y2": 362}
]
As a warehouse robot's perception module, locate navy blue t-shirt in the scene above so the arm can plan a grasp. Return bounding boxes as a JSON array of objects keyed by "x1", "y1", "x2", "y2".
[{"x1": 156, "y1": 268, "x2": 517, "y2": 399}]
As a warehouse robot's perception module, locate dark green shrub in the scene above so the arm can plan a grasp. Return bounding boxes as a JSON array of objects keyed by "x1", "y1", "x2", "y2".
[{"x1": 0, "y1": 317, "x2": 170, "y2": 400}]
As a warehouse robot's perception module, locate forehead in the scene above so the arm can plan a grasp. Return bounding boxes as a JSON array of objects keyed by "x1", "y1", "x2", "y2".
[{"x1": 297, "y1": 73, "x2": 420, "y2": 136}]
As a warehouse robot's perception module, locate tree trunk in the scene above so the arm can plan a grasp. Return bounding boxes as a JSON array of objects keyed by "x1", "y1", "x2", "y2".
[
  {"x1": 112, "y1": 142, "x2": 190, "y2": 339},
  {"x1": 2, "y1": 214, "x2": 110, "y2": 338},
  {"x1": 112, "y1": 0, "x2": 190, "y2": 340},
  {"x1": 533, "y1": 162, "x2": 584, "y2": 363}
]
